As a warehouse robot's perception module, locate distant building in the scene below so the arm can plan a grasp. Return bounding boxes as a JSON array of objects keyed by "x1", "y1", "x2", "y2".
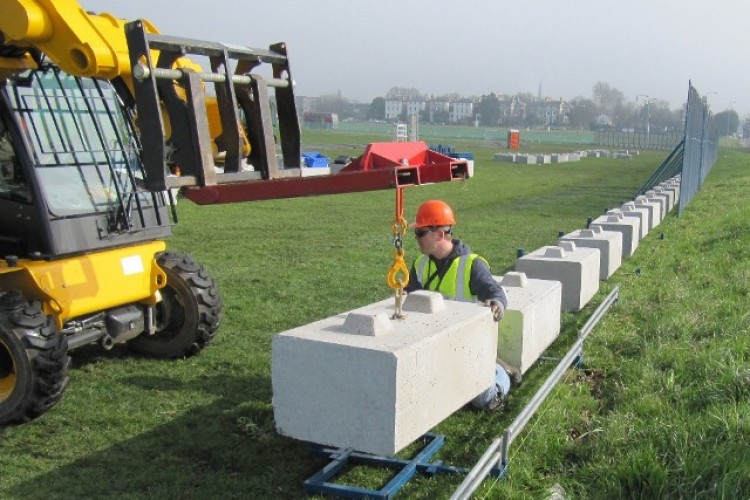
[{"x1": 385, "y1": 100, "x2": 404, "y2": 120}]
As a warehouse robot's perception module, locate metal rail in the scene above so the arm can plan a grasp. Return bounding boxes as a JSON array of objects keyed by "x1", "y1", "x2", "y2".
[
  {"x1": 132, "y1": 63, "x2": 290, "y2": 88},
  {"x1": 450, "y1": 286, "x2": 620, "y2": 500}
]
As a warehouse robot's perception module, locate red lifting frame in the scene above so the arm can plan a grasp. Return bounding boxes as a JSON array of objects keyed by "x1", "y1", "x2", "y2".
[{"x1": 183, "y1": 142, "x2": 469, "y2": 204}]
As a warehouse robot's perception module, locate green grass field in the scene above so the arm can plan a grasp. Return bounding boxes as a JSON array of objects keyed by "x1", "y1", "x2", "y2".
[{"x1": 2, "y1": 130, "x2": 749, "y2": 499}]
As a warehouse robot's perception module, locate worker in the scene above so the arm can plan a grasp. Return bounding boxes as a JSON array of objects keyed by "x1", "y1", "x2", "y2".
[{"x1": 404, "y1": 199, "x2": 511, "y2": 411}]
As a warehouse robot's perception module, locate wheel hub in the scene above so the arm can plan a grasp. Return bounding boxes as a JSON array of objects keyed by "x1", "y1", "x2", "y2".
[{"x1": 0, "y1": 339, "x2": 16, "y2": 403}]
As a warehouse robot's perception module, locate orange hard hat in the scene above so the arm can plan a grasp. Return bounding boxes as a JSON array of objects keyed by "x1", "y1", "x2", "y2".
[{"x1": 411, "y1": 200, "x2": 456, "y2": 228}]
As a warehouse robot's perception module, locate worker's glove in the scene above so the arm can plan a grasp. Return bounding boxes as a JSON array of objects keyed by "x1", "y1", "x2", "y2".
[{"x1": 485, "y1": 299, "x2": 505, "y2": 322}]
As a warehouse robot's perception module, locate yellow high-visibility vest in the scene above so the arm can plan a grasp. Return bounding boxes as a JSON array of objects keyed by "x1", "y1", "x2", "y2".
[{"x1": 414, "y1": 253, "x2": 487, "y2": 302}]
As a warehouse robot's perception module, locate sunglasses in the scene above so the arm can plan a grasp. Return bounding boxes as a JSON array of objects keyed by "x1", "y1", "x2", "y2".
[{"x1": 415, "y1": 227, "x2": 438, "y2": 238}]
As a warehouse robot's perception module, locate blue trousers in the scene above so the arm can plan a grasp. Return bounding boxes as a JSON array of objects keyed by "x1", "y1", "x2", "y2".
[{"x1": 471, "y1": 364, "x2": 511, "y2": 409}]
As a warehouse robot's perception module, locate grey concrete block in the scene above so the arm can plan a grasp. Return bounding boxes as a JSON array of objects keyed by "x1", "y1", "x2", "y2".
[
  {"x1": 515, "y1": 154, "x2": 537, "y2": 164},
  {"x1": 645, "y1": 191, "x2": 669, "y2": 219},
  {"x1": 608, "y1": 206, "x2": 647, "y2": 239},
  {"x1": 494, "y1": 153, "x2": 516, "y2": 162},
  {"x1": 272, "y1": 292, "x2": 496, "y2": 455},
  {"x1": 559, "y1": 227, "x2": 622, "y2": 280},
  {"x1": 494, "y1": 272, "x2": 562, "y2": 374},
  {"x1": 660, "y1": 181, "x2": 680, "y2": 203},
  {"x1": 653, "y1": 186, "x2": 676, "y2": 211},
  {"x1": 633, "y1": 196, "x2": 662, "y2": 228},
  {"x1": 621, "y1": 202, "x2": 652, "y2": 236},
  {"x1": 537, "y1": 154, "x2": 551, "y2": 164},
  {"x1": 590, "y1": 214, "x2": 639, "y2": 258},
  {"x1": 515, "y1": 243, "x2": 600, "y2": 312}
]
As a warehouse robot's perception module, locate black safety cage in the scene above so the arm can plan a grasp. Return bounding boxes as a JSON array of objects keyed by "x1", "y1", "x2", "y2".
[{"x1": 0, "y1": 65, "x2": 173, "y2": 258}]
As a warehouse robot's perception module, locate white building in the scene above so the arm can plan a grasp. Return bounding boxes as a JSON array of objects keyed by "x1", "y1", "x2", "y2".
[{"x1": 450, "y1": 101, "x2": 474, "y2": 123}]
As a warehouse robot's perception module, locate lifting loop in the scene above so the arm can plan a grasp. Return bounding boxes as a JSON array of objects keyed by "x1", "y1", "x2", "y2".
[{"x1": 387, "y1": 188, "x2": 409, "y2": 319}]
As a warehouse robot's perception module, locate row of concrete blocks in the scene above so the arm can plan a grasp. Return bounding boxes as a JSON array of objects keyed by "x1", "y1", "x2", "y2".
[
  {"x1": 504, "y1": 176, "x2": 680, "y2": 374},
  {"x1": 493, "y1": 149, "x2": 640, "y2": 164},
  {"x1": 271, "y1": 177, "x2": 680, "y2": 456},
  {"x1": 494, "y1": 152, "x2": 581, "y2": 164}
]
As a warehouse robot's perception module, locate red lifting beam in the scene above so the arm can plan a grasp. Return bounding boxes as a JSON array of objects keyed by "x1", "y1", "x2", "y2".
[{"x1": 183, "y1": 141, "x2": 470, "y2": 205}]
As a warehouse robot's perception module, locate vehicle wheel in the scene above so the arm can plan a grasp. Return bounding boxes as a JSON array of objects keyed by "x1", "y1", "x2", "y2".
[
  {"x1": 130, "y1": 252, "x2": 221, "y2": 358},
  {"x1": 0, "y1": 292, "x2": 70, "y2": 426}
]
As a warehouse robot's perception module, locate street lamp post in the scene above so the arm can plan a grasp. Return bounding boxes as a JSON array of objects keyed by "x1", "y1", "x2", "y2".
[{"x1": 636, "y1": 95, "x2": 654, "y2": 149}]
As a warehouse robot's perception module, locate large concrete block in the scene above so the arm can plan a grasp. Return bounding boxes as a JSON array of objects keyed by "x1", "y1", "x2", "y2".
[
  {"x1": 660, "y1": 181, "x2": 680, "y2": 203},
  {"x1": 559, "y1": 226, "x2": 622, "y2": 279},
  {"x1": 515, "y1": 154, "x2": 537, "y2": 164},
  {"x1": 494, "y1": 272, "x2": 562, "y2": 374},
  {"x1": 621, "y1": 202, "x2": 652, "y2": 236},
  {"x1": 645, "y1": 190, "x2": 669, "y2": 219},
  {"x1": 590, "y1": 213, "x2": 639, "y2": 258},
  {"x1": 633, "y1": 196, "x2": 662, "y2": 228},
  {"x1": 272, "y1": 291, "x2": 496, "y2": 456},
  {"x1": 515, "y1": 242, "x2": 600, "y2": 312},
  {"x1": 668, "y1": 177, "x2": 681, "y2": 195},
  {"x1": 653, "y1": 186, "x2": 676, "y2": 211},
  {"x1": 494, "y1": 153, "x2": 516, "y2": 163},
  {"x1": 608, "y1": 206, "x2": 648, "y2": 239}
]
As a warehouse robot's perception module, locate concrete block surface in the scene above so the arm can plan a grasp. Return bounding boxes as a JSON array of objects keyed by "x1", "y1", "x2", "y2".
[
  {"x1": 495, "y1": 272, "x2": 562, "y2": 374},
  {"x1": 559, "y1": 227, "x2": 622, "y2": 279},
  {"x1": 609, "y1": 206, "x2": 648, "y2": 239},
  {"x1": 590, "y1": 214, "x2": 639, "y2": 258},
  {"x1": 621, "y1": 202, "x2": 652, "y2": 236},
  {"x1": 272, "y1": 291, "x2": 496, "y2": 455},
  {"x1": 515, "y1": 243, "x2": 600, "y2": 312},
  {"x1": 633, "y1": 196, "x2": 662, "y2": 228}
]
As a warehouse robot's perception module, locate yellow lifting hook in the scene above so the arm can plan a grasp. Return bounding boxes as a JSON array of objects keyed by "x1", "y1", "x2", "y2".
[{"x1": 387, "y1": 188, "x2": 409, "y2": 319}]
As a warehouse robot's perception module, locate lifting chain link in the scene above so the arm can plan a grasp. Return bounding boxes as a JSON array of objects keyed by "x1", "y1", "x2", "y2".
[{"x1": 386, "y1": 188, "x2": 409, "y2": 319}]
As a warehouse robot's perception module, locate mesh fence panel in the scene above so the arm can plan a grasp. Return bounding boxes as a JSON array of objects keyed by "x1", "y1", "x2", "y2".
[{"x1": 636, "y1": 82, "x2": 718, "y2": 216}]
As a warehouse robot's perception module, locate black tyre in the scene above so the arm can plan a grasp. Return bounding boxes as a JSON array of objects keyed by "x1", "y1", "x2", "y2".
[
  {"x1": 130, "y1": 252, "x2": 221, "y2": 358},
  {"x1": 0, "y1": 292, "x2": 70, "y2": 426}
]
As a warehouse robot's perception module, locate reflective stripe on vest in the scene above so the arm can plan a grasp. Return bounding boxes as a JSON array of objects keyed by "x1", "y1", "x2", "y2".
[{"x1": 414, "y1": 253, "x2": 484, "y2": 302}]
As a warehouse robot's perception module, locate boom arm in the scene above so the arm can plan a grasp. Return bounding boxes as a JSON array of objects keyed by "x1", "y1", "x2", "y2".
[{"x1": 0, "y1": 0, "x2": 162, "y2": 89}]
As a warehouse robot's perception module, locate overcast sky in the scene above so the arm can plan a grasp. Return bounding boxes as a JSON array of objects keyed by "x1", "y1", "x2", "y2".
[{"x1": 82, "y1": 0, "x2": 747, "y2": 115}]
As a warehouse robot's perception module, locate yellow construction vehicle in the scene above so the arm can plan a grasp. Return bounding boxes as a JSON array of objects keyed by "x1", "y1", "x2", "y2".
[
  {"x1": 0, "y1": 0, "x2": 468, "y2": 425},
  {"x1": 0, "y1": 0, "x2": 303, "y2": 425}
]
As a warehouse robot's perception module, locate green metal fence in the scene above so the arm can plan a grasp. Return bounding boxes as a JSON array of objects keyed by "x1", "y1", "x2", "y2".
[
  {"x1": 596, "y1": 130, "x2": 682, "y2": 150},
  {"x1": 332, "y1": 122, "x2": 596, "y2": 145}
]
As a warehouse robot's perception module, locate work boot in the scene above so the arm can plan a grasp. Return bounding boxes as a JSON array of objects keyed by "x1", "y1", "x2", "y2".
[
  {"x1": 508, "y1": 369, "x2": 523, "y2": 387},
  {"x1": 484, "y1": 390, "x2": 507, "y2": 411}
]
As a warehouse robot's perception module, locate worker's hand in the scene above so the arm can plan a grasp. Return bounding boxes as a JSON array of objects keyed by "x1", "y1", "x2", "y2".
[{"x1": 485, "y1": 299, "x2": 504, "y2": 322}]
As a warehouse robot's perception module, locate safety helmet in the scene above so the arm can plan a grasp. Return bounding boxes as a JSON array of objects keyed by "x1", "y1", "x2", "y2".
[{"x1": 411, "y1": 200, "x2": 456, "y2": 228}]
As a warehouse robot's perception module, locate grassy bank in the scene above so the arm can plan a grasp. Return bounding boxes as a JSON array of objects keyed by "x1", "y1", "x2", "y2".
[{"x1": 1, "y1": 135, "x2": 747, "y2": 498}]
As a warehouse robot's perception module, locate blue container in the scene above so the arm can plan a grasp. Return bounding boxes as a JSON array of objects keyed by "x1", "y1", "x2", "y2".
[{"x1": 302, "y1": 152, "x2": 330, "y2": 168}]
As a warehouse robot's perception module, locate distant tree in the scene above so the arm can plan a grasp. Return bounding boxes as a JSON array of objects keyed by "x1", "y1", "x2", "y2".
[
  {"x1": 742, "y1": 116, "x2": 750, "y2": 139},
  {"x1": 368, "y1": 97, "x2": 385, "y2": 120},
  {"x1": 318, "y1": 91, "x2": 349, "y2": 117},
  {"x1": 385, "y1": 87, "x2": 424, "y2": 101},
  {"x1": 592, "y1": 81, "x2": 624, "y2": 117},
  {"x1": 434, "y1": 93, "x2": 461, "y2": 102},
  {"x1": 477, "y1": 93, "x2": 500, "y2": 126},
  {"x1": 568, "y1": 98, "x2": 598, "y2": 129},
  {"x1": 648, "y1": 101, "x2": 682, "y2": 132},
  {"x1": 714, "y1": 110, "x2": 740, "y2": 136}
]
